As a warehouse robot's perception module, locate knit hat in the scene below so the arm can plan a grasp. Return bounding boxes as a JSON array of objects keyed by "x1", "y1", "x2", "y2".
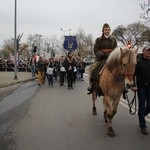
[
  {"x1": 143, "y1": 45, "x2": 150, "y2": 51},
  {"x1": 102, "y1": 23, "x2": 110, "y2": 32}
]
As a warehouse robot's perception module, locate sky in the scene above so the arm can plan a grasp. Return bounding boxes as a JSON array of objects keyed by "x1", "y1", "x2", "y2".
[{"x1": 0, "y1": 0, "x2": 144, "y2": 46}]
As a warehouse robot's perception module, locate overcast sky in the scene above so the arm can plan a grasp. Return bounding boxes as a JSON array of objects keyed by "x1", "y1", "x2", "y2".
[{"x1": 0, "y1": 0, "x2": 144, "y2": 45}]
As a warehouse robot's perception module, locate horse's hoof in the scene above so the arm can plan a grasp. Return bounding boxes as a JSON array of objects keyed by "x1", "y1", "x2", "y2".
[
  {"x1": 103, "y1": 116, "x2": 108, "y2": 123},
  {"x1": 104, "y1": 119, "x2": 108, "y2": 123},
  {"x1": 92, "y1": 111, "x2": 97, "y2": 115},
  {"x1": 107, "y1": 126, "x2": 116, "y2": 137},
  {"x1": 103, "y1": 117, "x2": 108, "y2": 123},
  {"x1": 107, "y1": 130, "x2": 116, "y2": 137}
]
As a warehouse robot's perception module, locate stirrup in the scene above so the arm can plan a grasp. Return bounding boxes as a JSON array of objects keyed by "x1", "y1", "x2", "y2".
[
  {"x1": 87, "y1": 87, "x2": 91, "y2": 91},
  {"x1": 87, "y1": 90, "x2": 93, "y2": 95},
  {"x1": 87, "y1": 85, "x2": 94, "y2": 95}
]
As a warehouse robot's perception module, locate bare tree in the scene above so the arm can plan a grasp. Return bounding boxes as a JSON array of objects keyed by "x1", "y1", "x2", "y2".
[
  {"x1": 112, "y1": 22, "x2": 149, "y2": 48},
  {"x1": 3, "y1": 39, "x2": 15, "y2": 55},
  {"x1": 3, "y1": 39, "x2": 29, "y2": 59},
  {"x1": 142, "y1": 28, "x2": 150, "y2": 42},
  {"x1": 76, "y1": 27, "x2": 94, "y2": 59},
  {"x1": 139, "y1": 0, "x2": 150, "y2": 25}
]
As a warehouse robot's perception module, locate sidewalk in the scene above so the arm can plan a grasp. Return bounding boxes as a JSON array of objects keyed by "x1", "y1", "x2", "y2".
[
  {"x1": 0, "y1": 72, "x2": 37, "y2": 101},
  {"x1": 0, "y1": 71, "x2": 36, "y2": 88}
]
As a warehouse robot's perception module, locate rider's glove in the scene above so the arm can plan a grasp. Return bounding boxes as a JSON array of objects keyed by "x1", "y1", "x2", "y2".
[{"x1": 95, "y1": 52, "x2": 109, "y2": 60}]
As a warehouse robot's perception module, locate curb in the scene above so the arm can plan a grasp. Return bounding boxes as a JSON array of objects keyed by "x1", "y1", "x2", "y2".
[
  {"x1": 0, "y1": 77, "x2": 37, "y2": 101},
  {"x1": 0, "y1": 77, "x2": 37, "y2": 88}
]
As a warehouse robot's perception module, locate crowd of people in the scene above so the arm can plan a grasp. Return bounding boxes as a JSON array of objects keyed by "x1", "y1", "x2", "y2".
[
  {"x1": 30, "y1": 52, "x2": 86, "y2": 89},
  {"x1": 0, "y1": 52, "x2": 87, "y2": 90},
  {"x1": 0, "y1": 58, "x2": 30, "y2": 72}
]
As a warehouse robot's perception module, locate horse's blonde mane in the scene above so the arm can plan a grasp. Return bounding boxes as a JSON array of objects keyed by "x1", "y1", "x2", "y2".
[
  {"x1": 106, "y1": 46, "x2": 137, "y2": 71},
  {"x1": 106, "y1": 47, "x2": 122, "y2": 70}
]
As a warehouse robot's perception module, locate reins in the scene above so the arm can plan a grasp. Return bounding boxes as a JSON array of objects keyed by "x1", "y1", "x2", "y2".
[
  {"x1": 124, "y1": 89, "x2": 137, "y2": 115},
  {"x1": 121, "y1": 49, "x2": 137, "y2": 115},
  {"x1": 109, "y1": 70, "x2": 124, "y2": 82}
]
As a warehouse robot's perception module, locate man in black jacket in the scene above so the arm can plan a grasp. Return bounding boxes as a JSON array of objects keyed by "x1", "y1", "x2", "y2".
[
  {"x1": 135, "y1": 46, "x2": 150, "y2": 135},
  {"x1": 135, "y1": 45, "x2": 150, "y2": 135}
]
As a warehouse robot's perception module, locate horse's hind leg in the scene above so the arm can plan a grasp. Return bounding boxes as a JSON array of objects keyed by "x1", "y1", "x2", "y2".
[
  {"x1": 92, "y1": 92, "x2": 97, "y2": 115},
  {"x1": 103, "y1": 110, "x2": 108, "y2": 123}
]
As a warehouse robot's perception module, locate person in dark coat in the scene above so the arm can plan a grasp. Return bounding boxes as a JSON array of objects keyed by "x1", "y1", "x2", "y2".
[
  {"x1": 64, "y1": 52, "x2": 76, "y2": 89},
  {"x1": 87, "y1": 23, "x2": 117, "y2": 94},
  {"x1": 47, "y1": 58, "x2": 55, "y2": 86},
  {"x1": 78, "y1": 59, "x2": 86, "y2": 81},
  {"x1": 59, "y1": 56, "x2": 66, "y2": 86},
  {"x1": 37, "y1": 57, "x2": 45, "y2": 86},
  {"x1": 135, "y1": 45, "x2": 150, "y2": 135}
]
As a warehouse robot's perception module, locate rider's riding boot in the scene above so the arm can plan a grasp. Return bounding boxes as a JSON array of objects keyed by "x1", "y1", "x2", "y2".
[
  {"x1": 87, "y1": 84, "x2": 91, "y2": 91},
  {"x1": 87, "y1": 83, "x2": 94, "y2": 95},
  {"x1": 87, "y1": 78, "x2": 92, "y2": 93}
]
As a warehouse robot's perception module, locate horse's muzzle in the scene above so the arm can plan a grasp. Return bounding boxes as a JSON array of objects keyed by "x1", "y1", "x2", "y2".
[
  {"x1": 125, "y1": 79, "x2": 134, "y2": 89},
  {"x1": 126, "y1": 83, "x2": 133, "y2": 89}
]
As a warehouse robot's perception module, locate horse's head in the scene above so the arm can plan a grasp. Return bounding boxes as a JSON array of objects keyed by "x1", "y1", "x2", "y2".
[{"x1": 120, "y1": 47, "x2": 137, "y2": 89}]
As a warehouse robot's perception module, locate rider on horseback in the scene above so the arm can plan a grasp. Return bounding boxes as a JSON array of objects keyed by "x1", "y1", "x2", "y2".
[{"x1": 87, "y1": 23, "x2": 117, "y2": 95}]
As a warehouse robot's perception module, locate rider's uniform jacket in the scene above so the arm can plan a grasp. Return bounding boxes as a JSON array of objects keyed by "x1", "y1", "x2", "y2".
[
  {"x1": 135, "y1": 55, "x2": 150, "y2": 88},
  {"x1": 94, "y1": 35, "x2": 117, "y2": 61}
]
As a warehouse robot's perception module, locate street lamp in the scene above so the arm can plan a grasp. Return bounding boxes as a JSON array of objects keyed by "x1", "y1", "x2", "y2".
[
  {"x1": 14, "y1": 0, "x2": 18, "y2": 79},
  {"x1": 60, "y1": 28, "x2": 71, "y2": 35},
  {"x1": 41, "y1": 35, "x2": 49, "y2": 59}
]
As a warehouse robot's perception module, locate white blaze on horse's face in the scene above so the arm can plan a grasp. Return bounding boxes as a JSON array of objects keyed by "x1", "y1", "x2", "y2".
[
  {"x1": 124, "y1": 65, "x2": 135, "y2": 89},
  {"x1": 120, "y1": 47, "x2": 137, "y2": 89}
]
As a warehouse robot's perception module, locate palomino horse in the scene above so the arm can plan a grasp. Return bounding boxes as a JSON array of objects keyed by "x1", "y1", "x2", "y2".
[{"x1": 91, "y1": 46, "x2": 137, "y2": 137}]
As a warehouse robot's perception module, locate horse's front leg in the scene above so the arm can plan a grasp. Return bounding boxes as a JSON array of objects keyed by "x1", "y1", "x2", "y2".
[
  {"x1": 92, "y1": 92, "x2": 97, "y2": 115},
  {"x1": 104, "y1": 96, "x2": 116, "y2": 137},
  {"x1": 112, "y1": 97, "x2": 120, "y2": 118}
]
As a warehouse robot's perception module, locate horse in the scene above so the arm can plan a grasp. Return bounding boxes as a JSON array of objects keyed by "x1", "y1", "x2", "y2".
[{"x1": 91, "y1": 46, "x2": 137, "y2": 137}]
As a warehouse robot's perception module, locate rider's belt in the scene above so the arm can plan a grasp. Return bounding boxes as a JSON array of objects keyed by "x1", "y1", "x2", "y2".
[{"x1": 98, "y1": 49, "x2": 113, "y2": 52}]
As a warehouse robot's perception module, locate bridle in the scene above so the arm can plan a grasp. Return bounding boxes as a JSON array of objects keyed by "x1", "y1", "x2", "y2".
[{"x1": 109, "y1": 69, "x2": 124, "y2": 83}]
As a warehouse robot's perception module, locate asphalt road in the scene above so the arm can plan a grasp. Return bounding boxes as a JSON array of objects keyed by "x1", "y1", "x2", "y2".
[{"x1": 0, "y1": 77, "x2": 150, "y2": 150}]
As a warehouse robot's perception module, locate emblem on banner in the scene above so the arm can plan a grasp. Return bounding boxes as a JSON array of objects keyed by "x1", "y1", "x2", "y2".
[{"x1": 63, "y1": 36, "x2": 77, "y2": 52}]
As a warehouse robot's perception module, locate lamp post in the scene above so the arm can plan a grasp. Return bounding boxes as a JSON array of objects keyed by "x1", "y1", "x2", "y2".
[
  {"x1": 60, "y1": 28, "x2": 71, "y2": 35},
  {"x1": 14, "y1": 0, "x2": 18, "y2": 79}
]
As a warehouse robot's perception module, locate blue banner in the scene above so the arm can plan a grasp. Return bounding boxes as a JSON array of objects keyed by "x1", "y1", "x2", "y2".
[{"x1": 63, "y1": 36, "x2": 77, "y2": 51}]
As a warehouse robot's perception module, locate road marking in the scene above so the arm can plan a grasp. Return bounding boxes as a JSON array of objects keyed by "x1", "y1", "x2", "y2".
[{"x1": 83, "y1": 73, "x2": 150, "y2": 123}]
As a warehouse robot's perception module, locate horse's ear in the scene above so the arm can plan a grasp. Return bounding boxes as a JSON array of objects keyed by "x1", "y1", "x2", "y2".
[
  {"x1": 134, "y1": 48, "x2": 138, "y2": 55},
  {"x1": 131, "y1": 47, "x2": 138, "y2": 55}
]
